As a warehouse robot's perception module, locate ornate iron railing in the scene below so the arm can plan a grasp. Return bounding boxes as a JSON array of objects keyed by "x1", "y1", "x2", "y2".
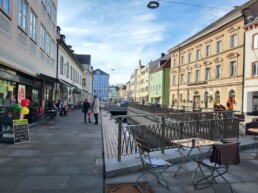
[{"x1": 112, "y1": 111, "x2": 239, "y2": 161}]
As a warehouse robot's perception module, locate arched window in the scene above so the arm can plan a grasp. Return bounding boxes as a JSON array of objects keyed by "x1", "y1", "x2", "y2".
[
  {"x1": 229, "y1": 90, "x2": 235, "y2": 99},
  {"x1": 194, "y1": 91, "x2": 199, "y2": 95}
]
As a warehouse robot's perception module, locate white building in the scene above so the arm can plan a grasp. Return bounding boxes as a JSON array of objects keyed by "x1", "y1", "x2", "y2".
[
  {"x1": 243, "y1": 15, "x2": 258, "y2": 115},
  {"x1": 56, "y1": 32, "x2": 84, "y2": 106},
  {"x1": 0, "y1": 0, "x2": 58, "y2": 113}
]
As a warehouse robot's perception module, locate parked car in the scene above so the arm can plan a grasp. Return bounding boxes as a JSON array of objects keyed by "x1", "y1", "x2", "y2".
[{"x1": 120, "y1": 99, "x2": 128, "y2": 107}]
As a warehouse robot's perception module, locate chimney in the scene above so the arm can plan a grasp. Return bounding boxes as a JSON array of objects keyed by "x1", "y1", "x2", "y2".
[
  {"x1": 161, "y1": 53, "x2": 165, "y2": 57},
  {"x1": 60, "y1": 34, "x2": 66, "y2": 42}
]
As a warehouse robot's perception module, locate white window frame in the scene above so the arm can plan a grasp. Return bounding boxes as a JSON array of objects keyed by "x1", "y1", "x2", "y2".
[
  {"x1": 18, "y1": 0, "x2": 28, "y2": 32},
  {"x1": 230, "y1": 34, "x2": 237, "y2": 48},
  {"x1": 195, "y1": 70, "x2": 200, "y2": 82},
  {"x1": 253, "y1": 34, "x2": 258, "y2": 49},
  {"x1": 180, "y1": 74, "x2": 184, "y2": 84},
  {"x1": 29, "y1": 9, "x2": 37, "y2": 42},
  {"x1": 40, "y1": 25, "x2": 46, "y2": 50},
  {"x1": 253, "y1": 62, "x2": 258, "y2": 77},
  {"x1": 196, "y1": 49, "x2": 201, "y2": 60},
  {"x1": 216, "y1": 65, "x2": 221, "y2": 79},
  {"x1": 172, "y1": 75, "x2": 176, "y2": 86},
  {"x1": 181, "y1": 55, "x2": 184, "y2": 65},
  {"x1": 173, "y1": 59, "x2": 177, "y2": 68},
  {"x1": 187, "y1": 71, "x2": 191, "y2": 83},
  {"x1": 205, "y1": 68, "x2": 210, "y2": 80},
  {"x1": 216, "y1": 40, "x2": 222, "y2": 53},
  {"x1": 60, "y1": 56, "x2": 64, "y2": 75},
  {"x1": 188, "y1": 52, "x2": 191, "y2": 63},
  {"x1": 46, "y1": 32, "x2": 51, "y2": 56},
  {"x1": 206, "y1": 45, "x2": 211, "y2": 57},
  {"x1": 229, "y1": 61, "x2": 236, "y2": 76},
  {"x1": 0, "y1": 0, "x2": 11, "y2": 15}
]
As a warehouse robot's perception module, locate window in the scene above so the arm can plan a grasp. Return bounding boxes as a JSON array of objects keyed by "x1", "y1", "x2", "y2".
[
  {"x1": 253, "y1": 62, "x2": 258, "y2": 76},
  {"x1": 40, "y1": 25, "x2": 46, "y2": 50},
  {"x1": 205, "y1": 68, "x2": 210, "y2": 80},
  {"x1": 215, "y1": 91, "x2": 220, "y2": 102},
  {"x1": 173, "y1": 59, "x2": 177, "y2": 68},
  {"x1": 180, "y1": 74, "x2": 184, "y2": 84},
  {"x1": 181, "y1": 55, "x2": 184, "y2": 65},
  {"x1": 196, "y1": 49, "x2": 201, "y2": 60},
  {"x1": 46, "y1": 33, "x2": 51, "y2": 56},
  {"x1": 29, "y1": 10, "x2": 37, "y2": 42},
  {"x1": 41, "y1": 0, "x2": 46, "y2": 7},
  {"x1": 187, "y1": 71, "x2": 191, "y2": 83},
  {"x1": 229, "y1": 61, "x2": 236, "y2": 76},
  {"x1": 188, "y1": 52, "x2": 191, "y2": 63},
  {"x1": 206, "y1": 45, "x2": 211, "y2": 57},
  {"x1": 60, "y1": 56, "x2": 64, "y2": 74},
  {"x1": 172, "y1": 75, "x2": 176, "y2": 86},
  {"x1": 51, "y1": 38, "x2": 55, "y2": 59},
  {"x1": 0, "y1": 0, "x2": 11, "y2": 15},
  {"x1": 216, "y1": 65, "x2": 221, "y2": 79},
  {"x1": 66, "y1": 63, "x2": 69, "y2": 78},
  {"x1": 18, "y1": 0, "x2": 28, "y2": 32},
  {"x1": 47, "y1": 0, "x2": 51, "y2": 16},
  {"x1": 195, "y1": 70, "x2": 200, "y2": 82},
  {"x1": 229, "y1": 90, "x2": 235, "y2": 100},
  {"x1": 187, "y1": 90, "x2": 190, "y2": 101},
  {"x1": 70, "y1": 66, "x2": 72, "y2": 80},
  {"x1": 52, "y1": 3, "x2": 57, "y2": 25},
  {"x1": 254, "y1": 34, "x2": 258, "y2": 49},
  {"x1": 230, "y1": 34, "x2": 237, "y2": 48},
  {"x1": 216, "y1": 40, "x2": 222, "y2": 53}
]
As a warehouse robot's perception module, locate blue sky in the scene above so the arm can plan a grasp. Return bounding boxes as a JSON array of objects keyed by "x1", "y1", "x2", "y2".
[{"x1": 57, "y1": 0, "x2": 248, "y2": 85}]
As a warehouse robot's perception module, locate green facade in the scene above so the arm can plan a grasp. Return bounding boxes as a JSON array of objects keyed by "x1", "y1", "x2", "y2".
[{"x1": 149, "y1": 68, "x2": 170, "y2": 106}]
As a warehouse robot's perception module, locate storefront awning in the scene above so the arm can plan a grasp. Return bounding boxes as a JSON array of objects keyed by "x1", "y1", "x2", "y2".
[{"x1": 36, "y1": 73, "x2": 59, "y2": 83}]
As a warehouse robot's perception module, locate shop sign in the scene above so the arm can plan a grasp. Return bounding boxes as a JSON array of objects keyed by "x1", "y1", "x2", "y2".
[{"x1": 0, "y1": 71, "x2": 19, "y2": 82}]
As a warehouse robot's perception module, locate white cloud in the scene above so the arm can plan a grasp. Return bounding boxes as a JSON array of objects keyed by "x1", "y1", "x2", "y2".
[{"x1": 58, "y1": 0, "x2": 248, "y2": 85}]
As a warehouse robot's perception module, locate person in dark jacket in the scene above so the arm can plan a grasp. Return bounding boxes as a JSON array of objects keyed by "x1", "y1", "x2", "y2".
[{"x1": 82, "y1": 98, "x2": 91, "y2": 123}]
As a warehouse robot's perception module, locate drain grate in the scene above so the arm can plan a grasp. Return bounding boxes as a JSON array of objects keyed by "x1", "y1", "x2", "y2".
[{"x1": 105, "y1": 183, "x2": 153, "y2": 193}]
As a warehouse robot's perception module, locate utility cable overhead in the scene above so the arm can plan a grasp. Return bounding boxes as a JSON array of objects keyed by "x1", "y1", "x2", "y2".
[{"x1": 158, "y1": 0, "x2": 231, "y2": 11}]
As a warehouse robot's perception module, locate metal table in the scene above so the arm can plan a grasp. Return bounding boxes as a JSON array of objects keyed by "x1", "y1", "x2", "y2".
[{"x1": 171, "y1": 138, "x2": 218, "y2": 177}]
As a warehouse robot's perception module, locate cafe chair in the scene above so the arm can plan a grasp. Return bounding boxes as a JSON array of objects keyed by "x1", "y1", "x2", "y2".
[
  {"x1": 192, "y1": 142, "x2": 240, "y2": 193},
  {"x1": 135, "y1": 137, "x2": 172, "y2": 193}
]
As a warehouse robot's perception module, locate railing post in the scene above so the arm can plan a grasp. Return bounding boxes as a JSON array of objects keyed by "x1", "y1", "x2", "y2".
[
  {"x1": 161, "y1": 116, "x2": 165, "y2": 154},
  {"x1": 117, "y1": 118, "x2": 122, "y2": 161}
]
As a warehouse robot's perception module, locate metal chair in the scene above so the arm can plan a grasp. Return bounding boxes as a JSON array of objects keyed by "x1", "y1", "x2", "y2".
[
  {"x1": 192, "y1": 142, "x2": 240, "y2": 193},
  {"x1": 135, "y1": 137, "x2": 172, "y2": 193}
]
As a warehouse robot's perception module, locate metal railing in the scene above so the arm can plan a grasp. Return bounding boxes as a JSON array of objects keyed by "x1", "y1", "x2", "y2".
[{"x1": 112, "y1": 111, "x2": 239, "y2": 161}]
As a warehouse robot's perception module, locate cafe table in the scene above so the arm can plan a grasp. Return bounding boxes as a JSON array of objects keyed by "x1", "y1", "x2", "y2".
[{"x1": 171, "y1": 138, "x2": 219, "y2": 177}]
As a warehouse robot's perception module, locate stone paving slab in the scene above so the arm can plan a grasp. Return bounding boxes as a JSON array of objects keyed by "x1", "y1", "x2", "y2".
[{"x1": 0, "y1": 110, "x2": 104, "y2": 193}]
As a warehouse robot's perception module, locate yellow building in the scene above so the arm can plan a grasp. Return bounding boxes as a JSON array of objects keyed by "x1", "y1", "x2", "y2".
[{"x1": 169, "y1": 0, "x2": 257, "y2": 113}]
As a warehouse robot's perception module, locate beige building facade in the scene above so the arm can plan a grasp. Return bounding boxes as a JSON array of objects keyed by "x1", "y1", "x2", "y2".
[{"x1": 168, "y1": 1, "x2": 258, "y2": 112}]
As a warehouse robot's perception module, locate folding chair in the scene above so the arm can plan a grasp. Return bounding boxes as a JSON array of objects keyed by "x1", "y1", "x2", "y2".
[
  {"x1": 135, "y1": 137, "x2": 172, "y2": 193},
  {"x1": 192, "y1": 142, "x2": 240, "y2": 193}
]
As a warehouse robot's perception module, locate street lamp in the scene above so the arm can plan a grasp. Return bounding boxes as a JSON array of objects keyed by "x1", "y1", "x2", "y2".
[{"x1": 147, "y1": 1, "x2": 159, "y2": 9}]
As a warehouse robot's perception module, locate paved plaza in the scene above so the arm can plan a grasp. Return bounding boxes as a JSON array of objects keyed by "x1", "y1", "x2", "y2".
[{"x1": 0, "y1": 109, "x2": 258, "y2": 193}]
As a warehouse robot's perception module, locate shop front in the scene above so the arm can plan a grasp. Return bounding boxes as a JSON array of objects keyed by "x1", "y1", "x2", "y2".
[{"x1": 0, "y1": 66, "x2": 42, "y2": 142}]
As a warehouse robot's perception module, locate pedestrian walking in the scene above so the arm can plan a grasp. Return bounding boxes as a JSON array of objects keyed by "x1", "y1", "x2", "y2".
[
  {"x1": 82, "y1": 98, "x2": 91, "y2": 123},
  {"x1": 226, "y1": 96, "x2": 234, "y2": 118},
  {"x1": 92, "y1": 95, "x2": 100, "y2": 124}
]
